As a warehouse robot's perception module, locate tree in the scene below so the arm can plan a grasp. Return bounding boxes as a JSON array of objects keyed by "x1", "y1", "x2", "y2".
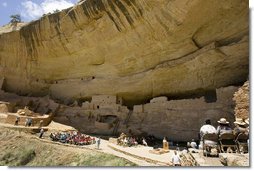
[
  {"x1": 53, "y1": 9, "x2": 60, "y2": 13},
  {"x1": 10, "y1": 14, "x2": 21, "y2": 24}
]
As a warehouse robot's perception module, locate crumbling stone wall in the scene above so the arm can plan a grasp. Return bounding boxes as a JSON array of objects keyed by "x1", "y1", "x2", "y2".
[
  {"x1": 53, "y1": 95, "x2": 129, "y2": 134},
  {"x1": 126, "y1": 86, "x2": 238, "y2": 141},
  {"x1": 0, "y1": 86, "x2": 243, "y2": 142},
  {"x1": 0, "y1": 90, "x2": 59, "y2": 114},
  {"x1": 5, "y1": 113, "x2": 52, "y2": 126},
  {"x1": 0, "y1": 102, "x2": 9, "y2": 113},
  {"x1": 0, "y1": 90, "x2": 59, "y2": 126},
  {"x1": 233, "y1": 81, "x2": 249, "y2": 120}
]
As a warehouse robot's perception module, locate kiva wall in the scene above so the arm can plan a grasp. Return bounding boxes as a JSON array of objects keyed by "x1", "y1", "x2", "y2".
[{"x1": 5, "y1": 113, "x2": 52, "y2": 126}]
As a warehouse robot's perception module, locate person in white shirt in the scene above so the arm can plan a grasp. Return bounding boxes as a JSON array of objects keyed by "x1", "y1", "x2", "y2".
[
  {"x1": 171, "y1": 150, "x2": 181, "y2": 166},
  {"x1": 39, "y1": 128, "x2": 44, "y2": 138},
  {"x1": 181, "y1": 148, "x2": 188, "y2": 154},
  {"x1": 199, "y1": 119, "x2": 217, "y2": 149},
  {"x1": 200, "y1": 119, "x2": 217, "y2": 138},
  {"x1": 190, "y1": 139, "x2": 197, "y2": 149},
  {"x1": 123, "y1": 137, "x2": 128, "y2": 146},
  {"x1": 142, "y1": 138, "x2": 148, "y2": 146}
]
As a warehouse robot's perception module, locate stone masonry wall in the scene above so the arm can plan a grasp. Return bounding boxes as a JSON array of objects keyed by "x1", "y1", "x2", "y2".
[
  {"x1": 0, "y1": 86, "x2": 240, "y2": 141},
  {"x1": 126, "y1": 86, "x2": 238, "y2": 141}
]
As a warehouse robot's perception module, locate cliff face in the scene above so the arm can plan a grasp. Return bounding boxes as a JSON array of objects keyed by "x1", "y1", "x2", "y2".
[
  {"x1": 0, "y1": 0, "x2": 249, "y2": 105},
  {"x1": 233, "y1": 81, "x2": 249, "y2": 120}
]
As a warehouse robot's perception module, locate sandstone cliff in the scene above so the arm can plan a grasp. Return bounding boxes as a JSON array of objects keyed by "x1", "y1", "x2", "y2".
[
  {"x1": 233, "y1": 80, "x2": 249, "y2": 119},
  {"x1": 0, "y1": 0, "x2": 249, "y2": 106}
]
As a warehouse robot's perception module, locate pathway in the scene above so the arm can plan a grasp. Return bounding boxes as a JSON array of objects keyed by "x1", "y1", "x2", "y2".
[{"x1": 0, "y1": 121, "x2": 226, "y2": 167}]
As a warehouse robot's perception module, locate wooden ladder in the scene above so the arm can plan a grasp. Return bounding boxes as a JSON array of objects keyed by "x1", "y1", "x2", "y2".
[
  {"x1": 124, "y1": 110, "x2": 133, "y2": 125},
  {"x1": 112, "y1": 119, "x2": 120, "y2": 135}
]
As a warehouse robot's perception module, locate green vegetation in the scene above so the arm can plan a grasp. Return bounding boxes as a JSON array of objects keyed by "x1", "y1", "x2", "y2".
[
  {"x1": 70, "y1": 153, "x2": 136, "y2": 166},
  {"x1": 53, "y1": 9, "x2": 60, "y2": 13},
  {"x1": 0, "y1": 128, "x2": 136, "y2": 166},
  {"x1": 10, "y1": 14, "x2": 21, "y2": 24},
  {"x1": 0, "y1": 148, "x2": 35, "y2": 166}
]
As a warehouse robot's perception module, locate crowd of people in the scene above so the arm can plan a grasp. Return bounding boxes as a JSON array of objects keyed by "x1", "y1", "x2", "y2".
[
  {"x1": 14, "y1": 116, "x2": 44, "y2": 128},
  {"x1": 117, "y1": 133, "x2": 138, "y2": 147},
  {"x1": 50, "y1": 131, "x2": 96, "y2": 146},
  {"x1": 172, "y1": 116, "x2": 250, "y2": 166},
  {"x1": 117, "y1": 133, "x2": 150, "y2": 147},
  {"x1": 197, "y1": 117, "x2": 249, "y2": 151},
  {"x1": 14, "y1": 116, "x2": 33, "y2": 127}
]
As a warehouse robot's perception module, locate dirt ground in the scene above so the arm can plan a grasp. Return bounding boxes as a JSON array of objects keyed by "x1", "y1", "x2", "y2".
[
  {"x1": 0, "y1": 119, "x2": 249, "y2": 167},
  {"x1": 0, "y1": 126, "x2": 136, "y2": 166}
]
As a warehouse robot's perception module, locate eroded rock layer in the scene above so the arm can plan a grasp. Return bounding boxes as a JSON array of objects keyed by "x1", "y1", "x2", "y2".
[
  {"x1": 0, "y1": 0, "x2": 249, "y2": 105},
  {"x1": 233, "y1": 80, "x2": 249, "y2": 119}
]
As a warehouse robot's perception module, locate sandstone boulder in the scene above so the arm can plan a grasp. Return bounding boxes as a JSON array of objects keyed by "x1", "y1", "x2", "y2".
[{"x1": 219, "y1": 153, "x2": 249, "y2": 166}]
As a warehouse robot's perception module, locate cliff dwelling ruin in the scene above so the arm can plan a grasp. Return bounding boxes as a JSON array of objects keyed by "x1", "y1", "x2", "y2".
[{"x1": 0, "y1": 0, "x2": 249, "y2": 144}]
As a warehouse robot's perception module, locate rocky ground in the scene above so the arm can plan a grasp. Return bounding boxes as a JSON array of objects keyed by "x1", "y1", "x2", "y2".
[{"x1": 219, "y1": 153, "x2": 249, "y2": 166}]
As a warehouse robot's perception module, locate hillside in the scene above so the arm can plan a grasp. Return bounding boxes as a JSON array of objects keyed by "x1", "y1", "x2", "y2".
[{"x1": 0, "y1": 127, "x2": 136, "y2": 166}]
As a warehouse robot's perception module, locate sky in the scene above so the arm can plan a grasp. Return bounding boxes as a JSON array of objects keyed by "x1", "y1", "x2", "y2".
[
  {"x1": 0, "y1": 0, "x2": 79, "y2": 26},
  {"x1": 0, "y1": 1, "x2": 253, "y2": 171}
]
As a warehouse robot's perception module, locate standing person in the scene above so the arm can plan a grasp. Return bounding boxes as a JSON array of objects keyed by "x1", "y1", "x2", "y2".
[
  {"x1": 28, "y1": 118, "x2": 32, "y2": 127},
  {"x1": 142, "y1": 138, "x2": 148, "y2": 146},
  {"x1": 123, "y1": 137, "x2": 128, "y2": 146},
  {"x1": 171, "y1": 150, "x2": 181, "y2": 166},
  {"x1": 163, "y1": 137, "x2": 167, "y2": 144},
  {"x1": 176, "y1": 144, "x2": 180, "y2": 151},
  {"x1": 97, "y1": 137, "x2": 101, "y2": 149},
  {"x1": 25, "y1": 118, "x2": 29, "y2": 127},
  {"x1": 39, "y1": 128, "x2": 44, "y2": 138},
  {"x1": 163, "y1": 137, "x2": 169, "y2": 150},
  {"x1": 14, "y1": 117, "x2": 20, "y2": 126}
]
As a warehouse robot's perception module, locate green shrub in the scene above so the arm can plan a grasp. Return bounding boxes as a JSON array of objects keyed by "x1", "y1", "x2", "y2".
[{"x1": 0, "y1": 148, "x2": 35, "y2": 166}]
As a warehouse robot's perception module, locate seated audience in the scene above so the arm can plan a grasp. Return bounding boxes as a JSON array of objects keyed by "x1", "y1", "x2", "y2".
[{"x1": 216, "y1": 118, "x2": 232, "y2": 135}]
